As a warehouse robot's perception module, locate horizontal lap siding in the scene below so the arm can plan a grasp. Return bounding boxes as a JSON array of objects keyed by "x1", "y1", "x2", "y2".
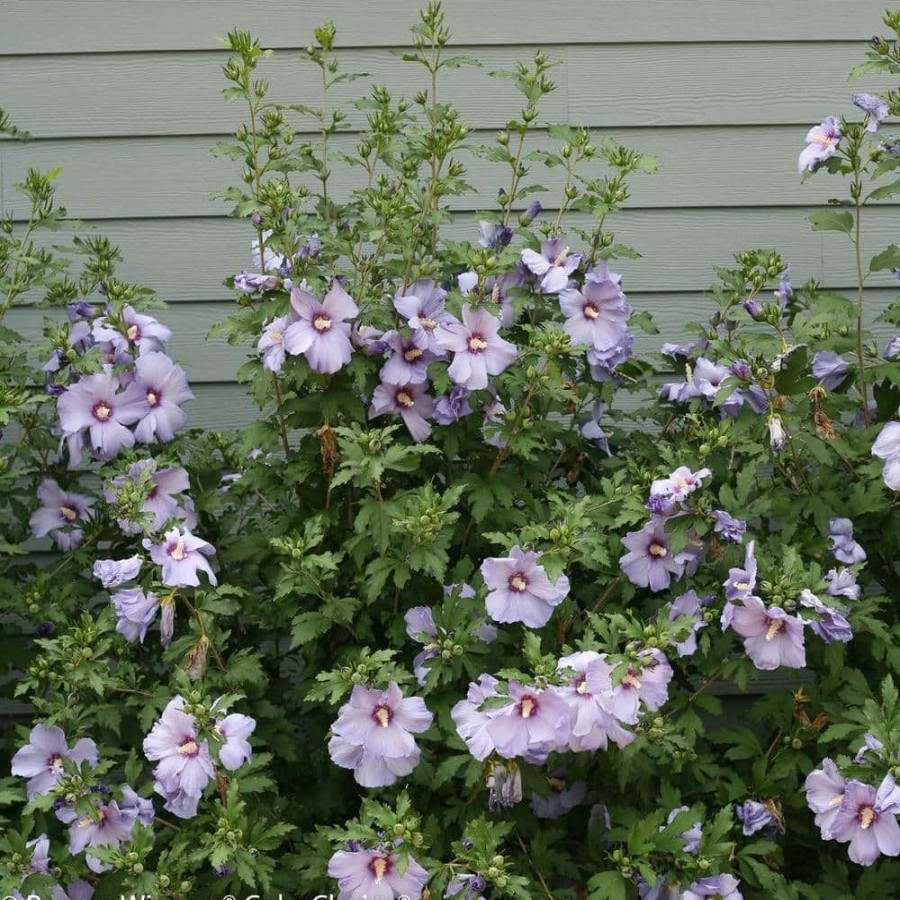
[{"x1": 2, "y1": 2, "x2": 896, "y2": 431}]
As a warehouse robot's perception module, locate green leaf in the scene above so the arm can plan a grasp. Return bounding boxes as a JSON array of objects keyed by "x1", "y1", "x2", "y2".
[
  {"x1": 867, "y1": 178, "x2": 900, "y2": 202},
  {"x1": 869, "y1": 244, "x2": 900, "y2": 273},
  {"x1": 808, "y1": 210, "x2": 853, "y2": 235},
  {"x1": 587, "y1": 870, "x2": 628, "y2": 900},
  {"x1": 290, "y1": 611, "x2": 331, "y2": 648}
]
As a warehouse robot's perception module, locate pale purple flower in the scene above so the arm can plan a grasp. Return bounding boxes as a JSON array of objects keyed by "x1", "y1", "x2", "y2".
[
  {"x1": 235, "y1": 271, "x2": 279, "y2": 293},
  {"x1": 329, "y1": 682, "x2": 432, "y2": 788},
  {"x1": 806, "y1": 757, "x2": 847, "y2": 839},
  {"x1": 736, "y1": 800, "x2": 775, "y2": 836},
  {"x1": 436, "y1": 304, "x2": 517, "y2": 391},
  {"x1": 215, "y1": 712, "x2": 256, "y2": 771},
  {"x1": 798, "y1": 116, "x2": 842, "y2": 173},
  {"x1": 619, "y1": 519, "x2": 685, "y2": 592},
  {"x1": 800, "y1": 589, "x2": 852, "y2": 643},
  {"x1": 580, "y1": 400, "x2": 610, "y2": 455},
  {"x1": 729, "y1": 596, "x2": 806, "y2": 670},
  {"x1": 659, "y1": 358, "x2": 730, "y2": 405},
  {"x1": 446, "y1": 873, "x2": 487, "y2": 900},
  {"x1": 432, "y1": 386, "x2": 473, "y2": 425},
  {"x1": 668, "y1": 590, "x2": 708, "y2": 656},
  {"x1": 57, "y1": 373, "x2": 146, "y2": 464},
  {"x1": 60, "y1": 796, "x2": 138, "y2": 873},
  {"x1": 853, "y1": 92, "x2": 889, "y2": 133},
  {"x1": 872, "y1": 421, "x2": 900, "y2": 490},
  {"x1": 812, "y1": 351, "x2": 851, "y2": 391},
  {"x1": 143, "y1": 695, "x2": 216, "y2": 819},
  {"x1": 665, "y1": 806, "x2": 702, "y2": 854},
  {"x1": 884, "y1": 336, "x2": 900, "y2": 360},
  {"x1": 586, "y1": 331, "x2": 634, "y2": 381},
  {"x1": 604, "y1": 649, "x2": 673, "y2": 724},
  {"x1": 130, "y1": 353, "x2": 193, "y2": 443},
  {"x1": 380, "y1": 330, "x2": 435, "y2": 384},
  {"x1": 682, "y1": 875, "x2": 743, "y2": 899},
  {"x1": 143, "y1": 526, "x2": 217, "y2": 588},
  {"x1": 92, "y1": 305, "x2": 171, "y2": 355},
  {"x1": 258, "y1": 313, "x2": 295, "y2": 373},
  {"x1": 558, "y1": 277, "x2": 630, "y2": 350},
  {"x1": 724, "y1": 541, "x2": 758, "y2": 604},
  {"x1": 521, "y1": 238, "x2": 581, "y2": 293},
  {"x1": 523, "y1": 199, "x2": 542, "y2": 223},
  {"x1": 111, "y1": 588, "x2": 162, "y2": 644},
  {"x1": 405, "y1": 606, "x2": 439, "y2": 684},
  {"x1": 105, "y1": 460, "x2": 196, "y2": 535},
  {"x1": 284, "y1": 281, "x2": 358, "y2": 374},
  {"x1": 829, "y1": 775, "x2": 900, "y2": 865},
  {"x1": 482, "y1": 271, "x2": 526, "y2": 327},
  {"x1": 250, "y1": 229, "x2": 288, "y2": 273},
  {"x1": 29, "y1": 479, "x2": 95, "y2": 551},
  {"x1": 351, "y1": 323, "x2": 389, "y2": 356},
  {"x1": 451, "y1": 674, "x2": 502, "y2": 760},
  {"x1": 712, "y1": 510, "x2": 746, "y2": 543},
  {"x1": 328, "y1": 846, "x2": 429, "y2": 900},
  {"x1": 457, "y1": 270, "x2": 479, "y2": 295},
  {"x1": 531, "y1": 778, "x2": 589, "y2": 819},
  {"x1": 11, "y1": 725, "x2": 98, "y2": 800},
  {"x1": 825, "y1": 567, "x2": 860, "y2": 600},
  {"x1": 486, "y1": 682, "x2": 572, "y2": 760},
  {"x1": 775, "y1": 266, "x2": 794, "y2": 308},
  {"x1": 92, "y1": 555, "x2": 142, "y2": 589},
  {"x1": 828, "y1": 517, "x2": 867, "y2": 564},
  {"x1": 480, "y1": 546, "x2": 569, "y2": 627},
  {"x1": 650, "y1": 466, "x2": 711, "y2": 503},
  {"x1": 394, "y1": 280, "x2": 454, "y2": 355},
  {"x1": 368, "y1": 380, "x2": 434, "y2": 443},
  {"x1": 477, "y1": 220, "x2": 513, "y2": 250}
]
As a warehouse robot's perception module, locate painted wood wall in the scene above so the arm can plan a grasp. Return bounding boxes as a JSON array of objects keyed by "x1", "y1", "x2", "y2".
[{"x1": 2, "y1": 1, "x2": 897, "y2": 430}]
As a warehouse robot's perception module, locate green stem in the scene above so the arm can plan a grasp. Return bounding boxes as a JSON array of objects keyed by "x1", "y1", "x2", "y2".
[{"x1": 853, "y1": 194, "x2": 869, "y2": 425}]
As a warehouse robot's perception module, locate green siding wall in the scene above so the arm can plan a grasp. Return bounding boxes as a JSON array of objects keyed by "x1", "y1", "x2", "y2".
[{"x1": 2, "y1": 0, "x2": 896, "y2": 429}]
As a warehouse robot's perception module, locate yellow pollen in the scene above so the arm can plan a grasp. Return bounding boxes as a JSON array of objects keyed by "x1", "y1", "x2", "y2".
[
  {"x1": 60, "y1": 506, "x2": 78, "y2": 522},
  {"x1": 520, "y1": 697, "x2": 535, "y2": 718},
  {"x1": 828, "y1": 793, "x2": 844, "y2": 807},
  {"x1": 551, "y1": 247, "x2": 570, "y2": 266},
  {"x1": 372, "y1": 857, "x2": 388, "y2": 881},
  {"x1": 649, "y1": 543, "x2": 668, "y2": 557},
  {"x1": 94, "y1": 403, "x2": 111, "y2": 421},
  {"x1": 375, "y1": 707, "x2": 391, "y2": 728},
  {"x1": 860, "y1": 807, "x2": 876, "y2": 830},
  {"x1": 268, "y1": 330, "x2": 283, "y2": 342},
  {"x1": 468, "y1": 336, "x2": 488, "y2": 352},
  {"x1": 685, "y1": 363, "x2": 694, "y2": 384},
  {"x1": 50, "y1": 755, "x2": 64, "y2": 771},
  {"x1": 126, "y1": 324, "x2": 139, "y2": 340},
  {"x1": 548, "y1": 776, "x2": 565, "y2": 791},
  {"x1": 622, "y1": 672, "x2": 642, "y2": 689},
  {"x1": 421, "y1": 317, "x2": 437, "y2": 330},
  {"x1": 177, "y1": 739, "x2": 198, "y2": 756},
  {"x1": 404, "y1": 347, "x2": 423, "y2": 362},
  {"x1": 765, "y1": 619, "x2": 784, "y2": 641},
  {"x1": 576, "y1": 679, "x2": 589, "y2": 695},
  {"x1": 510, "y1": 574, "x2": 527, "y2": 592},
  {"x1": 583, "y1": 304, "x2": 599, "y2": 319},
  {"x1": 146, "y1": 390, "x2": 158, "y2": 407},
  {"x1": 396, "y1": 391, "x2": 415, "y2": 408},
  {"x1": 735, "y1": 581, "x2": 749, "y2": 592},
  {"x1": 314, "y1": 314, "x2": 332, "y2": 332},
  {"x1": 77, "y1": 815, "x2": 93, "y2": 829},
  {"x1": 171, "y1": 537, "x2": 185, "y2": 561}
]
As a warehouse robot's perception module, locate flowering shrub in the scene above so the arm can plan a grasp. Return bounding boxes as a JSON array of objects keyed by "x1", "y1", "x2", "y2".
[{"x1": 2, "y1": 5, "x2": 900, "y2": 898}]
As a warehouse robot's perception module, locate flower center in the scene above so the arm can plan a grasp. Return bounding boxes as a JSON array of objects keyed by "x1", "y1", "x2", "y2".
[
  {"x1": 268, "y1": 330, "x2": 283, "y2": 342},
  {"x1": 313, "y1": 314, "x2": 332, "y2": 333},
  {"x1": 177, "y1": 739, "x2": 199, "y2": 757},
  {"x1": 126, "y1": 324, "x2": 139, "y2": 341},
  {"x1": 59, "y1": 505, "x2": 78, "y2": 522},
  {"x1": 404, "y1": 347, "x2": 423, "y2": 362},
  {"x1": 373, "y1": 705, "x2": 392, "y2": 728},
  {"x1": 508, "y1": 573, "x2": 527, "y2": 592},
  {"x1": 621, "y1": 669, "x2": 642, "y2": 690},
  {"x1": 421, "y1": 317, "x2": 437, "y2": 330},
  {"x1": 583, "y1": 303, "x2": 599, "y2": 320},
  {"x1": 649, "y1": 542, "x2": 668, "y2": 558},
  {"x1": 551, "y1": 247, "x2": 570, "y2": 266},
  {"x1": 92, "y1": 401, "x2": 112, "y2": 422},
  {"x1": 860, "y1": 806, "x2": 876, "y2": 830},
  {"x1": 396, "y1": 390, "x2": 415, "y2": 408},
  {"x1": 146, "y1": 390, "x2": 159, "y2": 407},
  {"x1": 575, "y1": 676, "x2": 589, "y2": 696},
  {"x1": 468, "y1": 334, "x2": 488, "y2": 353},
  {"x1": 765, "y1": 618, "x2": 784, "y2": 641},
  {"x1": 370, "y1": 856, "x2": 389, "y2": 882},
  {"x1": 828, "y1": 792, "x2": 844, "y2": 808},
  {"x1": 49, "y1": 752, "x2": 64, "y2": 772},
  {"x1": 170, "y1": 537, "x2": 186, "y2": 561},
  {"x1": 734, "y1": 580, "x2": 750, "y2": 592},
  {"x1": 519, "y1": 696, "x2": 537, "y2": 718}
]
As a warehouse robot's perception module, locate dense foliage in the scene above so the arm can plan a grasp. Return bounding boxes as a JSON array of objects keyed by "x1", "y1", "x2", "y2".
[{"x1": 2, "y1": 6, "x2": 900, "y2": 899}]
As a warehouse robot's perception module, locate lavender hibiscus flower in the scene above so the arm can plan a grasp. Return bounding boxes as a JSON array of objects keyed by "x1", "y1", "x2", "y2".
[
  {"x1": 29, "y1": 479, "x2": 95, "y2": 551},
  {"x1": 432, "y1": 386, "x2": 473, "y2": 425},
  {"x1": 327, "y1": 846, "x2": 429, "y2": 900},
  {"x1": 602, "y1": 649, "x2": 673, "y2": 725},
  {"x1": 712, "y1": 510, "x2": 746, "y2": 543},
  {"x1": 682, "y1": 875, "x2": 743, "y2": 899},
  {"x1": 828, "y1": 517, "x2": 867, "y2": 564},
  {"x1": 852, "y1": 92, "x2": 889, "y2": 133},
  {"x1": 435, "y1": 304, "x2": 517, "y2": 391},
  {"x1": 828, "y1": 775, "x2": 900, "y2": 865},
  {"x1": 92, "y1": 555, "x2": 142, "y2": 588},
  {"x1": 368, "y1": 380, "x2": 434, "y2": 443},
  {"x1": 212, "y1": 706, "x2": 256, "y2": 771},
  {"x1": 805, "y1": 757, "x2": 847, "y2": 839},
  {"x1": 92, "y1": 305, "x2": 171, "y2": 355},
  {"x1": 729, "y1": 596, "x2": 806, "y2": 670},
  {"x1": 258, "y1": 312, "x2": 296, "y2": 373},
  {"x1": 812, "y1": 351, "x2": 851, "y2": 391},
  {"x1": 650, "y1": 466, "x2": 711, "y2": 504},
  {"x1": 736, "y1": 800, "x2": 775, "y2": 836},
  {"x1": 451, "y1": 674, "x2": 503, "y2": 760},
  {"x1": 105, "y1": 460, "x2": 196, "y2": 535},
  {"x1": 800, "y1": 589, "x2": 853, "y2": 643},
  {"x1": 58, "y1": 793, "x2": 147, "y2": 873},
  {"x1": 798, "y1": 116, "x2": 842, "y2": 173},
  {"x1": 668, "y1": 590, "x2": 709, "y2": 656},
  {"x1": 872, "y1": 421, "x2": 900, "y2": 490},
  {"x1": 143, "y1": 526, "x2": 217, "y2": 588},
  {"x1": 587, "y1": 331, "x2": 634, "y2": 381},
  {"x1": 486, "y1": 682, "x2": 572, "y2": 761},
  {"x1": 480, "y1": 546, "x2": 570, "y2": 627},
  {"x1": 11, "y1": 724, "x2": 98, "y2": 800},
  {"x1": 521, "y1": 238, "x2": 582, "y2": 293},
  {"x1": 619, "y1": 519, "x2": 685, "y2": 592},
  {"x1": 558, "y1": 276, "x2": 630, "y2": 351},
  {"x1": 329, "y1": 682, "x2": 432, "y2": 788},
  {"x1": 394, "y1": 279, "x2": 455, "y2": 354},
  {"x1": 143, "y1": 695, "x2": 216, "y2": 819},
  {"x1": 57, "y1": 373, "x2": 146, "y2": 464},
  {"x1": 825, "y1": 567, "x2": 860, "y2": 600},
  {"x1": 283, "y1": 281, "x2": 359, "y2": 374},
  {"x1": 131, "y1": 352, "x2": 194, "y2": 443},
  {"x1": 379, "y1": 330, "x2": 435, "y2": 384},
  {"x1": 110, "y1": 588, "x2": 163, "y2": 644}
]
